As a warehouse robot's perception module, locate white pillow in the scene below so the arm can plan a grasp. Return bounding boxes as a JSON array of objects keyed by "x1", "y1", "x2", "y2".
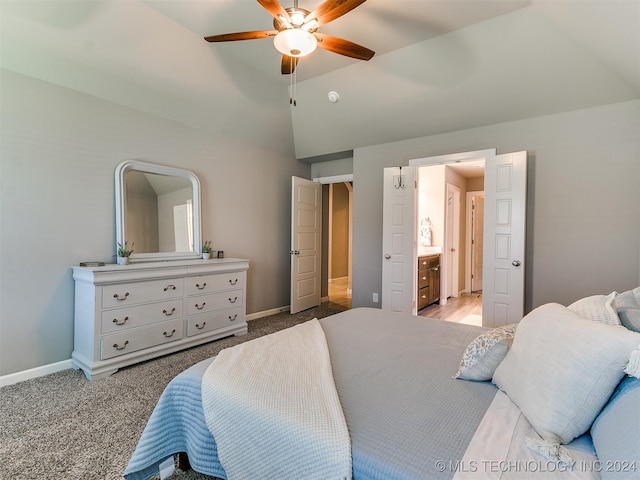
[
  {"x1": 492, "y1": 303, "x2": 640, "y2": 445},
  {"x1": 453, "y1": 324, "x2": 518, "y2": 381},
  {"x1": 568, "y1": 291, "x2": 620, "y2": 326},
  {"x1": 613, "y1": 287, "x2": 640, "y2": 332}
]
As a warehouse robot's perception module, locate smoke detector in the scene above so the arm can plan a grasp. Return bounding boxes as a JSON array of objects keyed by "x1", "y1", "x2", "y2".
[{"x1": 328, "y1": 91, "x2": 340, "y2": 103}]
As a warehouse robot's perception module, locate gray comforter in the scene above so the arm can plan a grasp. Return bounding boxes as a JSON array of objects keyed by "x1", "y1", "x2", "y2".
[{"x1": 125, "y1": 307, "x2": 497, "y2": 480}]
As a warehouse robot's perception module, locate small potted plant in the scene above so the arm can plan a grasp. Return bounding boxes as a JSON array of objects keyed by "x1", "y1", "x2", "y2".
[
  {"x1": 117, "y1": 241, "x2": 134, "y2": 265},
  {"x1": 202, "y1": 240, "x2": 213, "y2": 260}
]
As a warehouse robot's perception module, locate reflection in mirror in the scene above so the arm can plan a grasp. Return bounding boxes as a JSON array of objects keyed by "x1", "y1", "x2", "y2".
[{"x1": 116, "y1": 160, "x2": 202, "y2": 263}]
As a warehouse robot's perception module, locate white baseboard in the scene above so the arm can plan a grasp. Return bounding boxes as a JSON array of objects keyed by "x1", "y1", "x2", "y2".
[
  {"x1": 0, "y1": 359, "x2": 73, "y2": 388},
  {"x1": 2, "y1": 304, "x2": 319, "y2": 386},
  {"x1": 246, "y1": 305, "x2": 290, "y2": 321},
  {"x1": 321, "y1": 296, "x2": 329, "y2": 303}
]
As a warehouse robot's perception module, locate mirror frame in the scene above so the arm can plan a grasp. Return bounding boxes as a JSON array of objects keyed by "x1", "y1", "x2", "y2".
[{"x1": 115, "y1": 160, "x2": 202, "y2": 263}]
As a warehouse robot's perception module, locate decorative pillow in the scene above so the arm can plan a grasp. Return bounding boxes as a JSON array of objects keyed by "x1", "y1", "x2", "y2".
[
  {"x1": 568, "y1": 291, "x2": 620, "y2": 326},
  {"x1": 453, "y1": 324, "x2": 518, "y2": 381},
  {"x1": 492, "y1": 303, "x2": 640, "y2": 445},
  {"x1": 591, "y1": 375, "x2": 640, "y2": 480},
  {"x1": 613, "y1": 287, "x2": 640, "y2": 332}
]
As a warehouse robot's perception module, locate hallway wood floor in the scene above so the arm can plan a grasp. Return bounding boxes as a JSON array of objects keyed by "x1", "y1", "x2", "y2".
[
  {"x1": 418, "y1": 293, "x2": 482, "y2": 323},
  {"x1": 328, "y1": 277, "x2": 352, "y2": 309},
  {"x1": 327, "y1": 279, "x2": 480, "y2": 325}
]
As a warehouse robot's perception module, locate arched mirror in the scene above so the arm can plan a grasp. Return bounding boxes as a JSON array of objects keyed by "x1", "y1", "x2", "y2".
[{"x1": 115, "y1": 160, "x2": 202, "y2": 262}]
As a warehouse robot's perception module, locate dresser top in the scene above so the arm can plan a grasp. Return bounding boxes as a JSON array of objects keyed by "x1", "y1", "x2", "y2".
[{"x1": 72, "y1": 258, "x2": 250, "y2": 284}]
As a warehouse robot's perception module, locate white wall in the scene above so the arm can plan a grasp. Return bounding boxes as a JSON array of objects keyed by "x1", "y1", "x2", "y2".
[
  {"x1": 0, "y1": 70, "x2": 308, "y2": 376},
  {"x1": 418, "y1": 166, "x2": 445, "y2": 247},
  {"x1": 352, "y1": 100, "x2": 640, "y2": 311}
]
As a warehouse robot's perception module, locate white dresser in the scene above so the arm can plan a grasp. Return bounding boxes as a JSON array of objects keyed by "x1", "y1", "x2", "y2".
[{"x1": 72, "y1": 258, "x2": 249, "y2": 380}]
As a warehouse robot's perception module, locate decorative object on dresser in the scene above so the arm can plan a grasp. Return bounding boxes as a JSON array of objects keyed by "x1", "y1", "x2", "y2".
[
  {"x1": 202, "y1": 240, "x2": 213, "y2": 260},
  {"x1": 117, "y1": 241, "x2": 134, "y2": 265},
  {"x1": 72, "y1": 258, "x2": 249, "y2": 380},
  {"x1": 418, "y1": 254, "x2": 440, "y2": 310}
]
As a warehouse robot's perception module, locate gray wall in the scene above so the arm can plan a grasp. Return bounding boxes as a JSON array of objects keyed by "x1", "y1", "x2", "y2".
[
  {"x1": 352, "y1": 100, "x2": 640, "y2": 312},
  {"x1": 0, "y1": 70, "x2": 308, "y2": 376}
]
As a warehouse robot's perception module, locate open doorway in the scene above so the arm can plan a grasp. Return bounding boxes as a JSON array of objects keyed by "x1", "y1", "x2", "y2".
[
  {"x1": 417, "y1": 161, "x2": 484, "y2": 325},
  {"x1": 320, "y1": 181, "x2": 352, "y2": 310},
  {"x1": 328, "y1": 182, "x2": 352, "y2": 309}
]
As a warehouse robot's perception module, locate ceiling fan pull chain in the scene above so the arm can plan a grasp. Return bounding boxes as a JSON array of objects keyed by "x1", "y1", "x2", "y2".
[
  {"x1": 293, "y1": 64, "x2": 297, "y2": 106},
  {"x1": 290, "y1": 57, "x2": 294, "y2": 105},
  {"x1": 289, "y1": 56, "x2": 297, "y2": 106}
]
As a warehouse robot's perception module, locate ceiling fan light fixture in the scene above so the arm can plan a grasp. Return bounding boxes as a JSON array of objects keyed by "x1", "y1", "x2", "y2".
[{"x1": 274, "y1": 29, "x2": 317, "y2": 57}]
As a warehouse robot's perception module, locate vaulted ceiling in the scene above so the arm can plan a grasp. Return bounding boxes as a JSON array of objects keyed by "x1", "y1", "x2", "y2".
[{"x1": 2, "y1": 0, "x2": 638, "y2": 159}]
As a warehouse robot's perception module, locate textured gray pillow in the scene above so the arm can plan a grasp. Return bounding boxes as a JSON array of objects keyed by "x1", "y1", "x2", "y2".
[
  {"x1": 492, "y1": 303, "x2": 640, "y2": 444},
  {"x1": 453, "y1": 324, "x2": 518, "y2": 381},
  {"x1": 568, "y1": 291, "x2": 620, "y2": 326},
  {"x1": 591, "y1": 376, "x2": 640, "y2": 479},
  {"x1": 613, "y1": 287, "x2": 640, "y2": 332}
]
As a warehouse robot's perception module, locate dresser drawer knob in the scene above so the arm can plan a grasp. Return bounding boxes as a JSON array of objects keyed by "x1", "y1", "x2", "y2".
[
  {"x1": 229, "y1": 314, "x2": 238, "y2": 321},
  {"x1": 229, "y1": 279, "x2": 238, "y2": 286},
  {"x1": 113, "y1": 341, "x2": 129, "y2": 351},
  {"x1": 113, "y1": 292, "x2": 129, "y2": 301},
  {"x1": 196, "y1": 283, "x2": 207, "y2": 290},
  {"x1": 163, "y1": 308, "x2": 176, "y2": 316},
  {"x1": 422, "y1": 276, "x2": 427, "y2": 281},
  {"x1": 112, "y1": 316, "x2": 129, "y2": 326},
  {"x1": 164, "y1": 284, "x2": 176, "y2": 292},
  {"x1": 196, "y1": 322, "x2": 206, "y2": 330},
  {"x1": 228, "y1": 296, "x2": 238, "y2": 304},
  {"x1": 163, "y1": 329, "x2": 176, "y2": 338},
  {"x1": 195, "y1": 302, "x2": 206, "y2": 310}
]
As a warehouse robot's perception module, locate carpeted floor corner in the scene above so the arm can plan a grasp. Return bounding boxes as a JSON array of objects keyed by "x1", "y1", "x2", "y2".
[{"x1": 0, "y1": 303, "x2": 347, "y2": 480}]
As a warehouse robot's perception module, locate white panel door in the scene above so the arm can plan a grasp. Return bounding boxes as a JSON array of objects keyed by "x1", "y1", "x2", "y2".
[
  {"x1": 482, "y1": 151, "x2": 527, "y2": 327},
  {"x1": 291, "y1": 177, "x2": 321, "y2": 314},
  {"x1": 382, "y1": 167, "x2": 416, "y2": 313},
  {"x1": 444, "y1": 184, "x2": 461, "y2": 299}
]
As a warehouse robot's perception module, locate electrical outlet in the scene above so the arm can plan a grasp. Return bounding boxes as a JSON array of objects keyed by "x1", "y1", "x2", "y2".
[{"x1": 373, "y1": 293, "x2": 379, "y2": 303}]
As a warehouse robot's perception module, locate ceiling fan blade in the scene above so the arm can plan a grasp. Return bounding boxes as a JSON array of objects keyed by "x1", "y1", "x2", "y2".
[
  {"x1": 256, "y1": 0, "x2": 289, "y2": 20},
  {"x1": 307, "y1": 0, "x2": 367, "y2": 27},
  {"x1": 315, "y1": 33, "x2": 375, "y2": 60},
  {"x1": 204, "y1": 30, "x2": 278, "y2": 42},
  {"x1": 281, "y1": 55, "x2": 299, "y2": 75}
]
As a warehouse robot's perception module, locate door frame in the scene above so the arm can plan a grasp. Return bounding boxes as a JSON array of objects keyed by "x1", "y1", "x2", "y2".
[{"x1": 313, "y1": 174, "x2": 354, "y2": 303}]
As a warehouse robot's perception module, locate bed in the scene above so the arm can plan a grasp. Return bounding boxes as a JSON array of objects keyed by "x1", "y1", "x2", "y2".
[{"x1": 125, "y1": 301, "x2": 640, "y2": 480}]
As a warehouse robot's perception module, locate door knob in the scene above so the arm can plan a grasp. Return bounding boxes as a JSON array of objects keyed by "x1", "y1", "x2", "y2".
[
  {"x1": 512, "y1": 260, "x2": 521, "y2": 267},
  {"x1": 384, "y1": 254, "x2": 391, "y2": 259}
]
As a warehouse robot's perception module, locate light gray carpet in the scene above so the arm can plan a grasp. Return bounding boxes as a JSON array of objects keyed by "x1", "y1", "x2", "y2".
[{"x1": 0, "y1": 303, "x2": 348, "y2": 480}]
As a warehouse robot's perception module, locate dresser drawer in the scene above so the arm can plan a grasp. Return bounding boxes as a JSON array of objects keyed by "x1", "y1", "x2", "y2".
[
  {"x1": 187, "y1": 272, "x2": 245, "y2": 295},
  {"x1": 102, "y1": 278, "x2": 184, "y2": 309},
  {"x1": 187, "y1": 307, "x2": 245, "y2": 337},
  {"x1": 100, "y1": 318, "x2": 184, "y2": 360},
  {"x1": 188, "y1": 289, "x2": 244, "y2": 315},
  {"x1": 100, "y1": 299, "x2": 184, "y2": 334}
]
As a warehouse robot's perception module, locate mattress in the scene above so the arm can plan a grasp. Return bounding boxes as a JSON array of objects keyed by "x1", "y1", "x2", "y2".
[{"x1": 124, "y1": 308, "x2": 502, "y2": 479}]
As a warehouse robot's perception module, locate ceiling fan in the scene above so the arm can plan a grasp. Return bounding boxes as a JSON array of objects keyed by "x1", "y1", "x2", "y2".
[{"x1": 204, "y1": 0, "x2": 375, "y2": 75}]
